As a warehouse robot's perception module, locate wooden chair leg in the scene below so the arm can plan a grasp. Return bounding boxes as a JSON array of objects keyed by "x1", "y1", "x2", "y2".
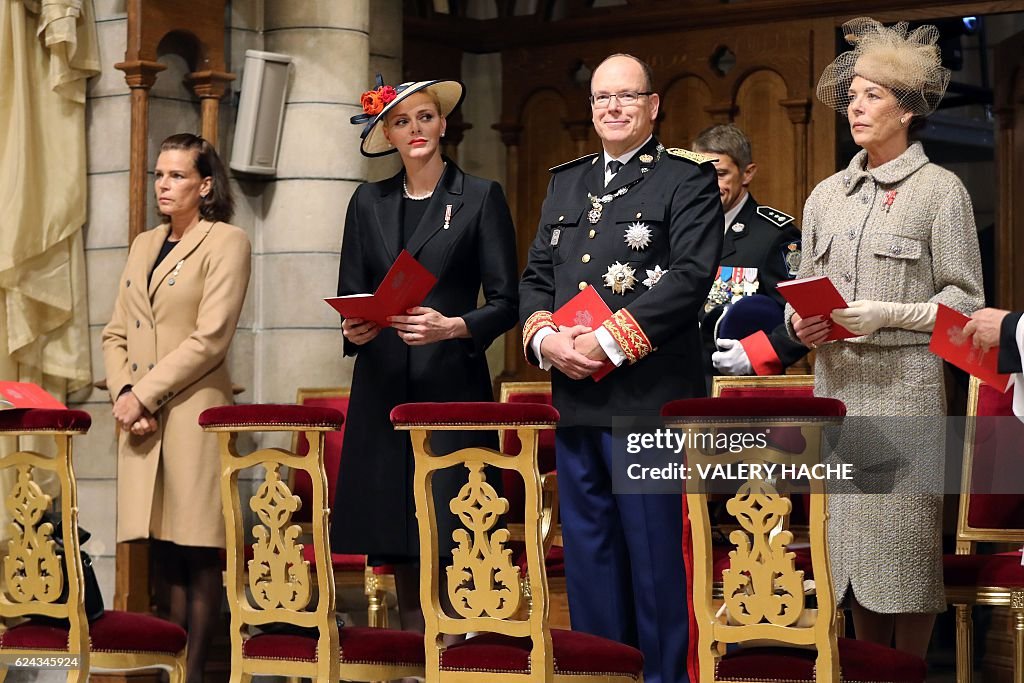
[
  {"x1": 955, "y1": 603, "x2": 973, "y2": 683},
  {"x1": 1013, "y1": 604, "x2": 1024, "y2": 683},
  {"x1": 365, "y1": 567, "x2": 389, "y2": 628}
]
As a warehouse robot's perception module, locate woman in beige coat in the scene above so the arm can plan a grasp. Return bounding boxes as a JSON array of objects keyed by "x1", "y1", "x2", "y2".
[
  {"x1": 787, "y1": 18, "x2": 984, "y2": 658},
  {"x1": 103, "y1": 133, "x2": 250, "y2": 683}
]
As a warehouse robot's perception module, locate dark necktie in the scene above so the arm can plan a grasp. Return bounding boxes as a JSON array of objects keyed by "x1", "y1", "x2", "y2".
[{"x1": 607, "y1": 160, "x2": 623, "y2": 176}]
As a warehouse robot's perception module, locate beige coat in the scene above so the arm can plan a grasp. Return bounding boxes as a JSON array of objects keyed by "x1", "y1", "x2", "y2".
[
  {"x1": 102, "y1": 221, "x2": 251, "y2": 548},
  {"x1": 785, "y1": 143, "x2": 984, "y2": 612}
]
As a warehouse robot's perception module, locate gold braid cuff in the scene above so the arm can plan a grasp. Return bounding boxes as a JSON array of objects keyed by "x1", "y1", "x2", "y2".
[
  {"x1": 602, "y1": 308, "x2": 652, "y2": 364},
  {"x1": 523, "y1": 311, "x2": 557, "y2": 360}
]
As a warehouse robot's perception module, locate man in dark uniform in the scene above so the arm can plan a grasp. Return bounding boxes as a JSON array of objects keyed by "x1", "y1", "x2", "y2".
[
  {"x1": 519, "y1": 53, "x2": 723, "y2": 683},
  {"x1": 692, "y1": 124, "x2": 807, "y2": 377},
  {"x1": 965, "y1": 307, "x2": 1024, "y2": 417}
]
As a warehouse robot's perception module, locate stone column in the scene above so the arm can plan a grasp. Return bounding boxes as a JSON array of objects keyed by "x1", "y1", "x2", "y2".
[{"x1": 255, "y1": 1, "x2": 375, "y2": 413}]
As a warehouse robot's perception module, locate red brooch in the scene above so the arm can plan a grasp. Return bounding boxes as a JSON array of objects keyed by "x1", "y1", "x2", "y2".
[{"x1": 882, "y1": 189, "x2": 898, "y2": 213}]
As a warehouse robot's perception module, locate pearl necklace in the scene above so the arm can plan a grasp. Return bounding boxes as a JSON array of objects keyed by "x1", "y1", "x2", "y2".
[{"x1": 403, "y1": 163, "x2": 446, "y2": 200}]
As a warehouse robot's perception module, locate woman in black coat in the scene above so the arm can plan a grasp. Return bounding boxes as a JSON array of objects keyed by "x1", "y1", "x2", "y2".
[{"x1": 330, "y1": 78, "x2": 518, "y2": 633}]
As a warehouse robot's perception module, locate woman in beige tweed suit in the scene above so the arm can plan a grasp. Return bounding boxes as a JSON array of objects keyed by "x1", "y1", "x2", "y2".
[
  {"x1": 786, "y1": 18, "x2": 983, "y2": 657},
  {"x1": 103, "y1": 134, "x2": 251, "y2": 682}
]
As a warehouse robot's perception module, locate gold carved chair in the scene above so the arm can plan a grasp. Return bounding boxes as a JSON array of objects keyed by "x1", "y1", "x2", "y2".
[
  {"x1": 497, "y1": 381, "x2": 567, "y2": 627},
  {"x1": 392, "y1": 401, "x2": 644, "y2": 682},
  {"x1": 290, "y1": 387, "x2": 393, "y2": 628},
  {"x1": 943, "y1": 376, "x2": 1024, "y2": 683},
  {"x1": 662, "y1": 396, "x2": 927, "y2": 683},
  {"x1": 200, "y1": 404, "x2": 424, "y2": 682},
  {"x1": 0, "y1": 408, "x2": 186, "y2": 682}
]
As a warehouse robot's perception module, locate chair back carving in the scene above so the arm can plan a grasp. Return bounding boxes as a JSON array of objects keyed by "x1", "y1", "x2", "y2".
[
  {"x1": 393, "y1": 402, "x2": 559, "y2": 681},
  {"x1": 712, "y1": 374, "x2": 814, "y2": 399},
  {"x1": 956, "y1": 376, "x2": 1024, "y2": 551},
  {"x1": 290, "y1": 387, "x2": 350, "y2": 526},
  {"x1": 0, "y1": 415, "x2": 91, "y2": 669},
  {"x1": 663, "y1": 397, "x2": 845, "y2": 683},
  {"x1": 207, "y1": 411, "x2": 341, "y2": 681}
]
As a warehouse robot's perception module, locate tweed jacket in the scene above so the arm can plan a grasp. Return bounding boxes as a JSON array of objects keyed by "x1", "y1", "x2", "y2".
[
  {"x1": 785, "y1": 142, "x2": 983, "y2": 344},
  {"x1": 103, "y1": 220, "x2": 251, "y2": 547}
]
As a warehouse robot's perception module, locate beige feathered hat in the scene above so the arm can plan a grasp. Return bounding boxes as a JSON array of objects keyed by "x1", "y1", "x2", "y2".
[{"x1": 817, "y1": 17, "x2": 951, "y2": 116}]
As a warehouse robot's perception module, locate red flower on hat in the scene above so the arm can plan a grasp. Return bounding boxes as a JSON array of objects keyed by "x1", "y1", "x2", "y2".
[
  {"x1": 360, "y1": 84, "x2": 398, "y2": 116},
  {"x1": 361, "y1": 90, "x2": 384, "y2": 116}
]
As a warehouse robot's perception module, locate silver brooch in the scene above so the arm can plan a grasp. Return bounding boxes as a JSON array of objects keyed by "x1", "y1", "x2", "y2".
[
  {"x1": 624, "y1": 222, "x2": 652, "y2": 250},
  {"x1": 603, "y1": 262, "x2": 637, "y2": 295},
  {"x1": 643, "y1": 265, "x2": 665, "y2": 288}
]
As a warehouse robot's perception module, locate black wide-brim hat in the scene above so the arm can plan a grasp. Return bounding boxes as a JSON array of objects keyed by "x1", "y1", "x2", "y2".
[{"x1": 352, "y1": 79, "x2": 465, "y2": 158}]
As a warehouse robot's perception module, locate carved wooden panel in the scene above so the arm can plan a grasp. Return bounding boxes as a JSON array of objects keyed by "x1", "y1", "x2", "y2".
[
  {"x1": 659, "y1": 76, "x2": 714, "y2": 151},
  {"x1": 735, "y1": 69, "x2": 798, "y2": 217}
]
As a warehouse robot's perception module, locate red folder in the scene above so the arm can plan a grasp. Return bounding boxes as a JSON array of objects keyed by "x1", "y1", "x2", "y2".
[
  {"x1": 0, "y1": 382, "x2": 66, "y2": 410},
  {"x1": 776, "y1": 276, "x2": 858, "y2": 342},
  {"x1": 552, "y1": 285, "x2": 615, "y2": 381},
  {"x1": 325, "y1": 250, "x2": 438, "y2": 328},
  {"x1": 929, "y1": 304, "x2": 1012, "y2": 392}
]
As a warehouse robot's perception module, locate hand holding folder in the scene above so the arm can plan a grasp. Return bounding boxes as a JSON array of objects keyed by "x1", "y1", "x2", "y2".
[
  {"x1": 325, "y1": 250, "x2": 437, "y2": 328},
  {"x1": 930, "y1": 304, "x2": 1011, "y2": 391},
  {"x1": 776, "y1": 276, "x2": 858, "y2": 342},
  {"x1": 552, "y1": 286, "x2": 615, "y2": 381}
]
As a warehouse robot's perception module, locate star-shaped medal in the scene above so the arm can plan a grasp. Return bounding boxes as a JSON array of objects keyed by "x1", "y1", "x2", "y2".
[
  {"x1": 603, "y1": 262, "x2": 637, "y2": 295},
  {"x1": 643, "y1": 265, "x2": 665, "y2": 288},
  {"x1": 624, "y1": 221, "x2": 652, "y2": 250}
]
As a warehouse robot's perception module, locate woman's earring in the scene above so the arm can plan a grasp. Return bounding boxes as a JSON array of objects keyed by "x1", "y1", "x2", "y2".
[
  {"x1": 441, "y1": 131, "x2": 446, "y2": 138},
  {"x1": 901, "y1": 117, "x2": 909, "y2": 126}
]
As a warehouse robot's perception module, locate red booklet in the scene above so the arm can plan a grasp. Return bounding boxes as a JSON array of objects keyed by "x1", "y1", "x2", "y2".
[
  {"x1": 552, "y1": 285, "x2": 614, "y2": 381},
  {"x1": 776, "y1": 276, "x2": 858, "y2": 342},
  {"x1": 0, "y1": 382, "x2": 66, "y2": 410},
  {"x1": 929, "y1": 304, "x2": 1012, "y2": 392},
  {"x1": 325, "y1": 250, "x2": 438, "y2": 328}
]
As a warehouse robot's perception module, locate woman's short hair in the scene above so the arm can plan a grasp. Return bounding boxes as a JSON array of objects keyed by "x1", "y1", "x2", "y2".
[
  {"x1": 692, "y1": 124, "x2": 753, "y2": 169},
  {"x1": 158, "y1": 133, "x2": 235, "y2": 223}
]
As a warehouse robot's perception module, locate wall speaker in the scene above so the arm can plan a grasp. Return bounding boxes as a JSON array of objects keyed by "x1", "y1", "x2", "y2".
[{"x1": 230, "y1": 49, "x2": 293, "y2": 175}]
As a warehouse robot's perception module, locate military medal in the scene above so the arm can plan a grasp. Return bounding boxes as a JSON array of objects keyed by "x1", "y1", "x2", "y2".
[
  {"x1": 443, "y1": 203, "x2": 453, "y2": 230},
  {"x1": 784, "y1": 242, "x2": 802, "y2": 276},
  {"x1": 588, "y1": 185, "x2": 631, "y2": 224},
  {"x1": 168, "y1": 259, "x2": 184, "y2": 286},
  {"x1": 643, "y1": 265, "x2": 665, "y2": 288},
  {"x1": 623, "y1": 222, "x2": 652, "y2": 250},
  {"x1": 731, "y1": 222, "x2": 745, "y2": 233},
  {"x1": 550, "y1": 228, "x2": 561, "y2": 246},
  {"x1": 603, "y1": 261, "x2": 637, "y2": 295}
]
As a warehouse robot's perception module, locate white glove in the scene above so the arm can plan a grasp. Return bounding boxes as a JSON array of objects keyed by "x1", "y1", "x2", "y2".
[
  {"x1": 830, "y1": 300, "x2": 938, "y2": 336},
  {"x1": 712, "y1": 338, "x2": 753, "y2": 375}
]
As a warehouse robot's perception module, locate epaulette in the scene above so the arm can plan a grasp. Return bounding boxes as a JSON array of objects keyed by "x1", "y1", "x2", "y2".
[
  {"x1": 664, "y1": 147, "x2": 717, "y2": 165},
  {"x1": 756, "y1": 205, "x2": 795, "y2": 228},
  {"x1": 549, "y1": 153, "x2": 600, "y2": 173}
]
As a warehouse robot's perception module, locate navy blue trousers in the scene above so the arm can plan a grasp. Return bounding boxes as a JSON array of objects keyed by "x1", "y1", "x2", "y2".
[{"x1": 555, "y1": 426, "x2": 689, "y2": 683}]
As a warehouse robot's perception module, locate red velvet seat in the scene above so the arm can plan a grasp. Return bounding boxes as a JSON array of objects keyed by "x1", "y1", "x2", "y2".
[
  {"x1": 716, "y1": 637, "x2": 927, "y2": 682},
  {"x1": 242, "y1": 626, "x2": 425, "y2": 665},
  {"x1": 0, "y1": 611, "x2": 187, "y2": 654},
  {"x1": 441, "y1": 629, "x2": 643, "y2": 678}
]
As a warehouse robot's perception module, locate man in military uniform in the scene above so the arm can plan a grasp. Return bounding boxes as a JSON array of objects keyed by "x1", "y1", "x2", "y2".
[
  {"x1": 520, "y1": 53, "x2": 723, "y2": 683},
  {"x1": 693, "y1": 124, "x2": 807, "y2": 377}
]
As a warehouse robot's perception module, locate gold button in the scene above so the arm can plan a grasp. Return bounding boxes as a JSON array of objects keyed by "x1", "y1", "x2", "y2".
[
  {"x1": 589, "y1": 229, "x2": 596, "y2": 238},
  {"x1": 558, "y1": 215, "x2": 565, "y2": 221},
  {"x1": 636, "y1": 212, "x2": 642, "y2": 218},
  {"x1": 578, "y1": 281, "x2": 587, "y2": 291},
  {"x1": 582, "y1": 254, "x2": 591, "y2": 263}
]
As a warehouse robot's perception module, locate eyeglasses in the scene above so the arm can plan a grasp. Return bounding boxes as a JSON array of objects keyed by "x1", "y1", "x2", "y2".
[{"x1": 589, "y1": 91, "x2": 652, "y2": 108}]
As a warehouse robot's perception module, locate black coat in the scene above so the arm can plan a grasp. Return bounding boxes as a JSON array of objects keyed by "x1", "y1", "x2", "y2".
[
  {"x1": 331, "y1": 161, "x2": 518, "y2": 557},
  {"x1": 520, "y1": 137, "x2": 724, "y2": 426},
  {"x1": 702, "y1": 194, "x2": 807, "y2": 374}
]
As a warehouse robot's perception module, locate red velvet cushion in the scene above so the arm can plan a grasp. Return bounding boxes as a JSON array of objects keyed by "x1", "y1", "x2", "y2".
[
  {"x1": 966, "y1": 383, "x2": 1024, "y2": 529},
  {"x1": 717, "y1": 386, "x2": 815, "y2": 399},
  {"x1": 0, "y1": 409, "x2": 91, "y2": 433},
  {"x1": 661, "y1": 397, "x2": 846, "y2": 420},
  {"x1": 0, "y1": 611, "x2": 186, "y2": 654},
  {"x1": 944, "y1": 551, "x2": 1024, "y2": 587},
  {"x1": 300, "y1": 544, "x2": 366, "y2": 572},
  {"x1": 441, "y1": 629, "x2": 642, "y2": 677},
  {"x1": 716, "y1": 637, "x2": 926, "y2": 682},
  {"x1": 513, "y1": 544, "x2": 565, "y2": 576},
  {"x1": 293, "y1": 395, "x2": 349, "y2": 523},
  {"x1": 242, "y1": 627, "x2": 424, "y2": 664},
  {"x1": 391, "y1": 402, "x2": 559, "y2": 427},
  {"x1": 199, "y1": 404, "x2": 344, "y2": 430}
]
